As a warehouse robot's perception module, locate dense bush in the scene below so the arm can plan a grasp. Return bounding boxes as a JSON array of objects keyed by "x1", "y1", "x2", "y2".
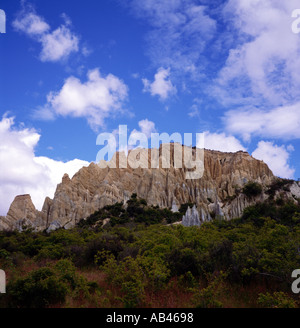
[
  {"x1": 242, "y1": 182, "x2": 262, "y2": 198},
  {"x1": 96, "y1": 249, "x2": 170, "y2": 308},
  {"x1": 258, "y1": 292, "x2": 297, "y2": 308},
  {"x1": 193, "y1": 271, "x2": 228, "y2": 308},
  {"x1": 78, "y1": 195, "x2": 182, "y2": 228},
  {"x1": 241, "y1": 199, "x2": 300, "y2": 227},
  {"x1": 7, "y1": 266, "x2": 68, "y2": 308},
  {"x1": 167, "y1": 247, "x2": 200, "y2": 276},
  {"x1": 96, "y1": 251, "x2": 146, "y2": 308},
  {"x1": 1, "y1": 196, "x2": 300, "y2": 308},
  {"x1": 6, "y1": 259, "x2": 95, "y2": 308},
  {"x1": 266, "y1": 179, "x2": 293, "y2": 198}
]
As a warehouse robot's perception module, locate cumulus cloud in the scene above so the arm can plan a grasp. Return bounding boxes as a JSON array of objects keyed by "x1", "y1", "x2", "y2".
[
  {"x1": 12, "y1": 11, "x2": 50, "y2": 35},
  {"x1": 200, "y1": 131, "x2": 246, "y2": 153},
  {"x1": 35, "y1": 68, "x2": 128, "y2": 130},
  {"x1": 224, "y1": 102, "x2": 300, "y2": 141},
  {"x1": 142, "y1": 68, "x2": 177, "y2": 101},
  {"x1": 252, "y1": 141, "x2": 295, "y2": 179},
  {"x1": 219, "y1": 1, "x2": 300, "y2": 145},
  {"x1": 137, "y1": 119, "x2": 157, "y2": 138},
  {"x1": 0, "y1": 116, "x2": 89, "y2": 215},
  {"x1": 129, "y1": 119, "x2": 157, "y2": 149},
  {"x1": 39, "y1": 25, "x2": 79, "y2": 62},
  {"x1": 217, "y1": 0, "x2": 300, "y2": 106},
  {"x1": 13, "y1": 4, "x2": 79, "y2": 62},
  {"x1": 127, "y1": 0, "x2": 300, "y2": 112}
]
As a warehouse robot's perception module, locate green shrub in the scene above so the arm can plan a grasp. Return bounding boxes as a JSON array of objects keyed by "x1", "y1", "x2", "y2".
[
  {"x1": 193, "y1": 272, "x2": 228, "y2": 308},
  {"x1": 136, "y1": 256, "x2": 170, "y2": 290},
  {"x1": 267, "y1": 179, "x2": 293, "y2": 198},
  {"x1": 167, "y1": 247, "x2": 200, "y2": 276},
  {"x1": 258, "y1": 292, "x2": 297, "y2": 308},
  {"x1": 6, "y1": 259, "x2": 94, "y2": 308},
  {"x1": 34, "y1": 244, "x2": 64, "y2": 261},
  {"x1": 179, "y1": 203, "x2": 195, "y2": 214},
  {"x1": 208, "y1": 240, "x2": 233, "y2": 271},
  {"x1": 2, "y1": 195, "x2": 300, "y2": 308},
  {"x1": 241, "y1": 200, "x2": 300, "y2": 227},
  {"x1": 178, "y1": 271, "x2": 197, "y2": 288},
  {"x1": 54, "y1": 259, "x2": 77, "y2": 288},
  {"x1": 242, "y1": 182, "x2": 262, "y2": 198},
  {"x1": 97, "y1": 252, "x2": 146, "y2": 308},
  {"x1": 7, "y1": 267, "x2": 68, "y2": 308}
]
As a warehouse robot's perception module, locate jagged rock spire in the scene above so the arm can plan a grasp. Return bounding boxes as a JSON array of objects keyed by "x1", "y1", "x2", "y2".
[
  {"x1": 182, "y1": 205, "x2": 201, "y2": 227},
  {"x1": 171, "y1": 199, "x2": 179, "y2": 213}
]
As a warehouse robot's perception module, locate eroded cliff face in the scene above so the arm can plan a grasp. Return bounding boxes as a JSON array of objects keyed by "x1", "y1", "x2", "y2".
[
  {"x1": 0, "y1": 144, "x2": 288, "y2": 232},
  {"x1": 2, "y1": 195, "x2": 38, "y2": 231}
]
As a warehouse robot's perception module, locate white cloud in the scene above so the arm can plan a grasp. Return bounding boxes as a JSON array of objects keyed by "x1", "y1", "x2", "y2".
[
  {"x1": 143, "y1": 67, "x2": 177, "y2": 101},
  {"x1": 12, "y1": 11, "x2": 50, "y2": 35},
  {"x1": 36, "y1": 68, "x2": 128, "y2": 130},
  {"x1": 129, "y1": 1, "x2": 216, "y2": 75},
  {"x1": 224, "y1": 102, "x2": 300, "y2": 141},
  {"x1": 252, "y1": 141, "x2": 295, "y2": 179},
  {"x1": 200, "y1": 131, "x2": 246, "y2": 153},
  {"x1": 217, "y1": 0, "x2": 300, "y2": 106},
  {"x1": 13, "y1": 4, "x2": 79, "y2": 62},
  {"x1": 129, "y1": 119, "x2": 157, "y2": 148},
  {"x1": 39, "y1": 25, "x2": 79, "y2": 62},
  {"x1": 138, "y1": 119, "x2": 157, "y2": 138},
  {"x1": 82, "y1": 46, "x2": 92, "y2": 57},
  {"x1": 188, "y1": 104, "x2": 200, "y2": 118},
  {"x1": 0, "y1": 116, "x2": 89, "y2": 215}
]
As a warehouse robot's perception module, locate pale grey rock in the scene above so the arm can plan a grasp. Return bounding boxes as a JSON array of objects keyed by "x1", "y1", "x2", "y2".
[
  {"x1": 290, "y1": 182, "x2": 300, "y2": 198},
  {"x1": 214, "y1": 198, "x2": 224, "y2": 220},
  {"x1": 1, "y1": 145, "x2": 278, "y2": 232},
  {"x1": 46, "y1": 220, "x2": 61, "y2": 233},
  {"x1": 200, "y1": 208, "x2": 212, "y2": 223},
  {"x1": 182, "y1": 205, "x2": 201, "y2": 227},
  {"x1": 171, "y1": 199, "x2": 179, "y2": 213},
  {"x1": 16, "y1": 218, "x2": 35, "y2": 232},
  {"x1": 102, "y1": 218, "x2": 111, "y2": 227}
]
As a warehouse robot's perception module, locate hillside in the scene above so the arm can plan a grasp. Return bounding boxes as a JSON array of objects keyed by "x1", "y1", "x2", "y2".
[
  {"x1": 0, "y1": 194, "x2": 300, "y2": 308},
  {"x1": 2, "y1": 143, "x2": 292, "y2": 232}
]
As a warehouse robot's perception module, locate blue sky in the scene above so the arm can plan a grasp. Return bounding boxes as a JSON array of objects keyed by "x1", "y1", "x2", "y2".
[{"x1": 0, "y1": 0, "x2": 300, "y2": 214}]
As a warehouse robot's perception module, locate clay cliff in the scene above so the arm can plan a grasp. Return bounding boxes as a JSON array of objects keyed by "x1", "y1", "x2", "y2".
[{"x1": 1, "y1": 143, "x2": 299, "y2": 232}]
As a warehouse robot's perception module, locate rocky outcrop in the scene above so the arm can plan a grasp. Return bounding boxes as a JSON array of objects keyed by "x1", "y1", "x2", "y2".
[
  {"x1": 4, "y1": 195, "x2": 38, "y2": 231},
  {"x1": 290, "y1": 181, "x2": 300, "y2": 199},
  {"x1": 0, "y1": 144, "x2": 279, "y2": 232},
  {"x1": 182, "y1": 205, "x2": 201, "y2": 227},
  {"x1": 171, "y1": 200, "x2": 179, "y2": 213}
]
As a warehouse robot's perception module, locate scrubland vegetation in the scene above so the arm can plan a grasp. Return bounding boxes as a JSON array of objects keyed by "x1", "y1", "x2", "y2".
[{"x1": 0, "y1": 194, "x2": 300, "y2": 308}]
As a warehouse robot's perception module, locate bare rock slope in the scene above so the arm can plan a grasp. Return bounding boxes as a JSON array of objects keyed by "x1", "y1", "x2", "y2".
[{"x1": 2, "y1": 143, "x2": 297, "y2": 232}]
